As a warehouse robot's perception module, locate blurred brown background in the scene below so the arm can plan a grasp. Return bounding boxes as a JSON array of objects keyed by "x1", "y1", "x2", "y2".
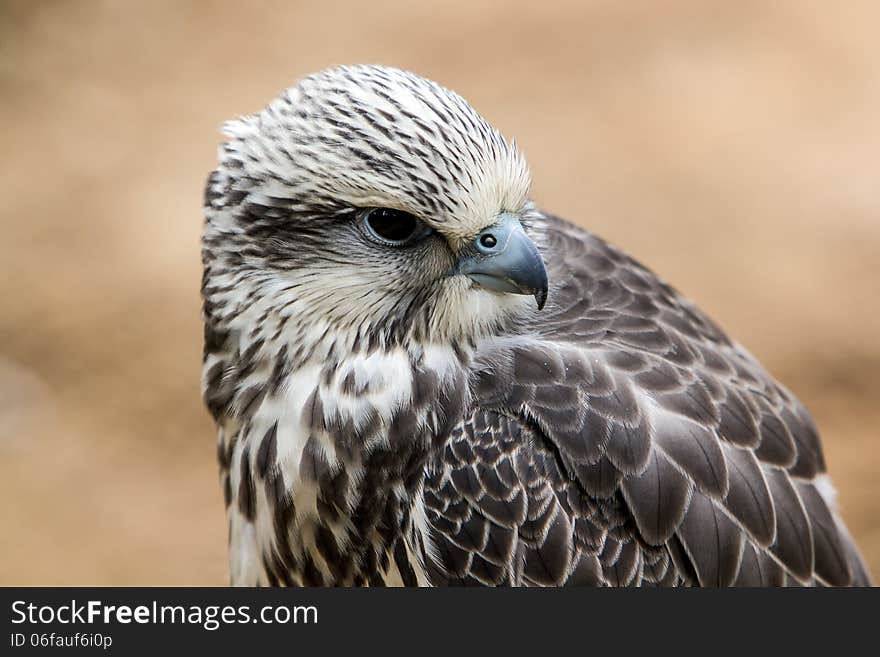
[{"x1": 0, "y1": 0, "x2": 877, "y2": 584}]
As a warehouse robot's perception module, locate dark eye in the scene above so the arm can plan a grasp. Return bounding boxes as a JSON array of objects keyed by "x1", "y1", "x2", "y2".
[{"x1": 362, "y1": 208, "x2": 429, "y2": 245}]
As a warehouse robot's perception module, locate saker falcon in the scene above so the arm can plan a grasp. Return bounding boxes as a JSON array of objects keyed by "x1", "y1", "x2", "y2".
[{"x1": 202, "y1": 65, "x2": 872, "y2": 587}]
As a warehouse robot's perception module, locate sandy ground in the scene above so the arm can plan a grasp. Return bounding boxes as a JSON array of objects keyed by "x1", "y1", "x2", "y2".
[{"x1": 0, "y1": 0, "x2": 877, "y2": 584}]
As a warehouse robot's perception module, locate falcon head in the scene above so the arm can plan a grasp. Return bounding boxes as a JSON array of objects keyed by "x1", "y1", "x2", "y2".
[{"x1": 203, "y1": 65, "x2": 547, "y2": 360}]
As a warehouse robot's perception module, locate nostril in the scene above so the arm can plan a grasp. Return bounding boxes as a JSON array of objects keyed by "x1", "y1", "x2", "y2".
[{"x1": 479, "y1": 233, "x2": 498, "y2": 249}]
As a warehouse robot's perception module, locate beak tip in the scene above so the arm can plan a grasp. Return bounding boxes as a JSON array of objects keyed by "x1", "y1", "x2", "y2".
[{"x1": 534, "y1": 287, "x2": 548, "y2": 311}]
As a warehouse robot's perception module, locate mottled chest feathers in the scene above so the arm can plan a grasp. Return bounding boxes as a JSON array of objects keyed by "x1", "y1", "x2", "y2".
[{"x1": 216, "y1": 343, "x2": 469, "y2": 585}]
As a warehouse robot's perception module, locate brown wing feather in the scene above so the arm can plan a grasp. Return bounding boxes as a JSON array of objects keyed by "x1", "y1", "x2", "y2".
[{"x1": 424, "y1": 409, "x2": 677, "y2": 586}]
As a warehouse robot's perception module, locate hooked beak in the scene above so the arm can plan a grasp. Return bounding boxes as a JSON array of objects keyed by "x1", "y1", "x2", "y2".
[{"x1": 455, "y1": 214, "x2": 549, "y2": 310}]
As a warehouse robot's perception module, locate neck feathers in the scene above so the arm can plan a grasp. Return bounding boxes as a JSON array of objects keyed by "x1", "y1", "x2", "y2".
[{"x1": 207, "y1": 332, "x2": 470, "y2": 585}]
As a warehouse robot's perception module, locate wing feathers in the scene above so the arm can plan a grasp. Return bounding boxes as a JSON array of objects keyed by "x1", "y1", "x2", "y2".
[
  {"x1": 764, "y1": 468, "x2": 815, "y2": 582},
  {"x1": 734, "y1": 542, "x2": 786, "y2": 586},
  {"x1": 570, "y1": 456, "x2": 623, "y2": 498},
  {"x1": 676, "y1": 490, "x2": 745, "y2": 587},
  {"x1": 424, "y1": 215, "x2": 869, "y2": 586},
  {"x1": 754, "y1": 412, "x2": 798, "y2": 468},
  {"x1": 719, "y1": 443, "x2": 776, "y2": 547},
  {"x1": 795, "y1": 481, "x2": 851, "y2": 586},
  {"x1": 653, "y1": 413, "x2": 729, "y2": 499},
  {"x1": 603, "y1": 417, "x2": 652, "y2": 475},
  {"x1": 620, "y1": 449, "x2": 693, "y2": 545},
  {"x1": 716, "y1": 388, "x2": 760, "y2": 448}
]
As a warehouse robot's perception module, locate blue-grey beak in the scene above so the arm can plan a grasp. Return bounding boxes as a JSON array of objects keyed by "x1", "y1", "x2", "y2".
[{"x1": 455, "y1": 214, "x2": 549, "y2": 310}]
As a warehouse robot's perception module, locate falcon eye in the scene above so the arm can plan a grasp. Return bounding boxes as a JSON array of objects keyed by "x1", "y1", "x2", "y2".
[
  {"x1": 479, "y1": 234, "x2": 498, "y2": 249},
  {"x1": 362, "y1": 208, "x2": 429, "y2": 246}
]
